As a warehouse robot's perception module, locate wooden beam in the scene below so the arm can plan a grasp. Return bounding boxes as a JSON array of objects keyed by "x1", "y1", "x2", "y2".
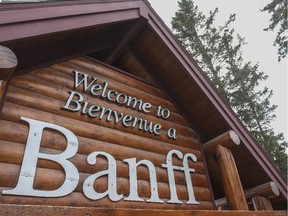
[
  {"x1": 105, "y1": 19, "x2": 146, "y2": 64},
  {"x1": 252, "y1": 196, "x2": 273, "y2": 210},
  {"x1": 0, "y1": 3, "x2": 141, "y2": 43},
  {"x1": 203, "y1": 130, "x2": 240, "y2": 155},
  {"x1": 244, "y1": 182, "x2": 280, "y2": 199},
  {"x1": 216, "y1": 145, "x2": 248, "y2": 210},
  {"x1": 0, "y1": 204, "x2": 286, "y2": 216},
  {"x1": 0, "y1": 45, "x2": 17, "y2": 112},
  {"x1": 0, "y1": 45, "x2": 17, "y2": 80},
  {"x1": 215, "y1": 182, "x2": 280, "y2": 207},
  {"x1": 11, "y1": 30, "x2": 118, "y2": 75}
]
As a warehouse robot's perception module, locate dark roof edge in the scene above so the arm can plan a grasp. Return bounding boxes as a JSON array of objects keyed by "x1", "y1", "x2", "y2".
[
  {"x1": 0, "y1": 1, "x2": 149, "y2": 43},
  {"x1": 0, "y1": 0, "x2": 142, "y2": 10}
]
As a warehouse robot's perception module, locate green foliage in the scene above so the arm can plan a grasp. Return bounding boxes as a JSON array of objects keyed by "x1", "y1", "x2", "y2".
[
  {"x1": 262, "y1": 0, "x2": 287, "y2": 61},
  {"x1": 172, "y1": 0, "x2": 287, "y2": 176}
]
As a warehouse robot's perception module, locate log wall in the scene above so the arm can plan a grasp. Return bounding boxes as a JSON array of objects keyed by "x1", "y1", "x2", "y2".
[{"x1": 0, "y1": 57, "x2": 213, "y2": 210}]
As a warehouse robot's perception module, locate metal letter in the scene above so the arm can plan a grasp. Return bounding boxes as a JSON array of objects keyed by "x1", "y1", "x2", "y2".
[
  {"x1": 142, "y1": 102, "x2": 151, "y2": 113},
  {"x1": 2, "y1": 117, "x2": 79, "y2": 197},
  {"x1": 161, "y1": 150, "x2": 183, "y2": 204},
  {"x1": 123, "y1": 158, "x2": 163, "y2": 203},
  {"x1": 107, "y1": 90, "x2": 117, "y2": 102},
  {"x1": 74, "y1": 70, "x2": 97, "y2": 92},
  {"x1": 83, "y1": 151, "x2": 123, "y2": 201},
  {"x1": 116, "y1": 93, "x2": 128, "y2": 105},
  {"x1": 183, "y1": 153, "x2": 199, "y2": 205},
  {"x1": 126, "y1": 96, "x2": 143, "y2": 111},
  {"x1": 62, "y1": 90, "x2": 83, "y2": 112},
  {"x1": 87, "y1": 105, "x2": 100, "y2": 118},
  {"x1": 100, "y1": 82, "x2": 109, "y2": 98},
  {"x1": 90, "y1": 84, "x2": 102, "y2": 96},
  {"x1": 153, "y1": 124, "x2": 161, "y2": 136},
  {"x1": 167, "y1": 128, "x2": 177, "y2": 140},
  {"x1": 122, "y1": 115, "x2": 133, "y2": 127},
  {"x1": 99, "y1": 107, "x2": 113, "y2": 122}
]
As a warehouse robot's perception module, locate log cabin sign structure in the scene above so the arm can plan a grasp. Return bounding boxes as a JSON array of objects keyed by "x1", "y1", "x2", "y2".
[{"x1": 0, "y1": 0, "x2": 286, "y2": 215}]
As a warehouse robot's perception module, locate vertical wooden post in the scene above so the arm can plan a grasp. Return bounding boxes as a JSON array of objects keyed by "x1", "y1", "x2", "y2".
[
  {"x1": 252, "y1": 196, "x2": 273, "y2": 210},
  {"x1": 0, "y1": 45, "x2": 18, "y2": 112},
  {"x1": 216, "y1": 145, "x2": 248, "y2": 210}
]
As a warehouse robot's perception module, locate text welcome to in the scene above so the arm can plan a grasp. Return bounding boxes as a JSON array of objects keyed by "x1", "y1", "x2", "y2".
[{"x1": 62, "y1": 71, "x2": 178, "y2": 139}]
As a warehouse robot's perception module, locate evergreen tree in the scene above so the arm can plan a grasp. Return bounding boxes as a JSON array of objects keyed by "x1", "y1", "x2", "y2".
[
  {"x1": 171, "y1": 0, "x2": 287, "y2": 176},
  {"x1": 262, "y1": 0, "x2": 287, "y2": 61}
]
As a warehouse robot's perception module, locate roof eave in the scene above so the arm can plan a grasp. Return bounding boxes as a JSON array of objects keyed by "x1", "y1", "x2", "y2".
[{"x1": 144, "y1": 2, "x2": 287, "y2": 197}]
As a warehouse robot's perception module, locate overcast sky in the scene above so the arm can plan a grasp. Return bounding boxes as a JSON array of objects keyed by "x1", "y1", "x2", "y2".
[{"x1": 148, "y1": 0, "x2": 287, "y2": 141}]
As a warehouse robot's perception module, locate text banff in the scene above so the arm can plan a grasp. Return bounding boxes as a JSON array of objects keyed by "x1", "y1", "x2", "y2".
[{"x1": 2, "y1": 117, "x2": 199, "y2": 205}]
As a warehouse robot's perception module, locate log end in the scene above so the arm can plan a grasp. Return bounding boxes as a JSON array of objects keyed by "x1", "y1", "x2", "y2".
[
  {"x1": 0, "y1": 45, "x2": 18, "y2": 79},
  {"x1": 270, "y1": 182, "x2": 280, "y2": 196},
  {"x1": 228, "y1": 130, "x2": 240, "y2": 145}
]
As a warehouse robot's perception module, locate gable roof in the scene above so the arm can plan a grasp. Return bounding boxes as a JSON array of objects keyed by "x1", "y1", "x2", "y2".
[{"x1": 0, "y1": 0, "x2": 286, "y2": 208}]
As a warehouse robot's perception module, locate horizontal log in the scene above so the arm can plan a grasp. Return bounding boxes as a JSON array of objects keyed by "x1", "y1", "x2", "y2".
[
  {"x1": 9, "y1": 77, "x2": 197, "y2": 140},
  {"x1": 215, "y1": 182, "x2": 280, "y2": 207},
  {"x1": 0, "y1": 140, "x2": 208, "y2": 187},
  {"x1": 0, "y1": 45, "x2": 18, "y2": 80},
  {"x1": 25, "y1": 70, "x2": 192, "y2": 132},
  {"x1": 0, "y1": 120, "x2": 205, "y2": 174},
  {"x1": 0, "y1": 45, "x2": 17, "y2": 112},
  {"x1": 1, "y1": 204, "x2": 287, "y2": 216},
  {"x1": 0, "y1": 188, "x2": 213, "y2": 210},
  {"x1": 1, "y1": 102, "x2": 203, "y2": 165},
  {"x1": 0, "y1": 163, "x2": 212, "y2": 201},
  {"x1": 203, "y1": 131, "x2": 240, "y2": 155},
  {"x1": 244, "y1": 182, "x2": 280, "y2": 199}
]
